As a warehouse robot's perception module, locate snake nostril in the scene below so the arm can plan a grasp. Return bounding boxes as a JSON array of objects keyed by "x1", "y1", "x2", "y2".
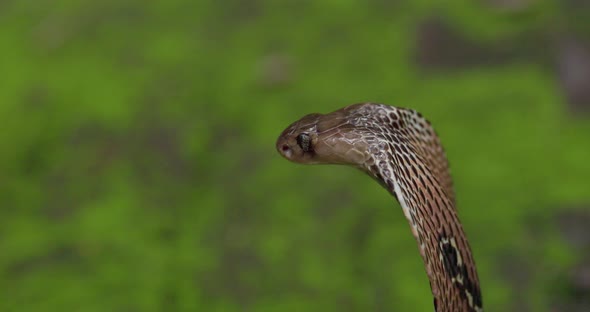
[{"x1": 281, "y1": 145, "x2": 290, "y2": 152}]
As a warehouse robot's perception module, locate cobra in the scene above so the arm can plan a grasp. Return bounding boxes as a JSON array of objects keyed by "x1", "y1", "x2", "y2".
[{"x1": 276, "y1": 103, "x2": 483, "y2": 312}]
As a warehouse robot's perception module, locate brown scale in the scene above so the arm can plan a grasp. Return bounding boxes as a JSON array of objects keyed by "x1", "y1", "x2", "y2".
[{"x1": 276, "y1": 103, "x2": 483, "y2": 312}]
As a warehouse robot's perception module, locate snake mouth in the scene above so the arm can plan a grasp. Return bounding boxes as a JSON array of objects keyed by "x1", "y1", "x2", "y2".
[
  {"x1": 276, "y1": 133, "x2": 317, "y2": 164},
  {"x1": 279, "y1": 143, "x2": 293, "y2": 159},
  {"x1": 276, "y1": 134, "x2": 297, "y2": 161}
]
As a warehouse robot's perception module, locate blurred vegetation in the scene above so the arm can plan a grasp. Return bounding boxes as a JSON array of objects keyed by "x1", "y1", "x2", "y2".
[{"x1": 1, "y1": 1, "x2": 589, "y2": 311}]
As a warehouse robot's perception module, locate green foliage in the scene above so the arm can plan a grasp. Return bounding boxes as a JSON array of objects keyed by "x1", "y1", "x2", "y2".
[{"x1": 0, "y1": 1, "x2": 589, "y2": 311}]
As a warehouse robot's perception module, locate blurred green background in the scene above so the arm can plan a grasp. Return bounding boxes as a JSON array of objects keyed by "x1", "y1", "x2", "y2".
[{"x1": 1, "y1": 1, "x2": 590, "y2": 311}]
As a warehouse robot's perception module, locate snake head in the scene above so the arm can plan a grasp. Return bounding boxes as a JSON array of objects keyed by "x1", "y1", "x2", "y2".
[
  {"x1": 276, "y1": 105, "x2": 370, "y2": 166},
  {"x1": 276, "y1": 113, "x2": 322, "y2": 164}
]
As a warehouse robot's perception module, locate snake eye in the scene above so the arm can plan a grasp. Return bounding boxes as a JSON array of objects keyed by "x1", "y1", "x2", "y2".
[{"x1": 296, "y1": 133, "x2": 311, "y2": 152}]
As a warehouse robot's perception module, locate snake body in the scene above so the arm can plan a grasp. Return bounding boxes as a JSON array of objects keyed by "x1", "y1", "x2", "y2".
[{"x1": 276, "y1": 103, "x2": 483, "y2": 312}]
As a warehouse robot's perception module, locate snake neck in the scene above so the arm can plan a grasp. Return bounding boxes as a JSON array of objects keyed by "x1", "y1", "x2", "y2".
[
  {"x1": 360, "y1": 106, "x2": 483, "y2": 312},
  {"x1": 373, "y1": 162, "x2": 482, "y2": 312}
]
